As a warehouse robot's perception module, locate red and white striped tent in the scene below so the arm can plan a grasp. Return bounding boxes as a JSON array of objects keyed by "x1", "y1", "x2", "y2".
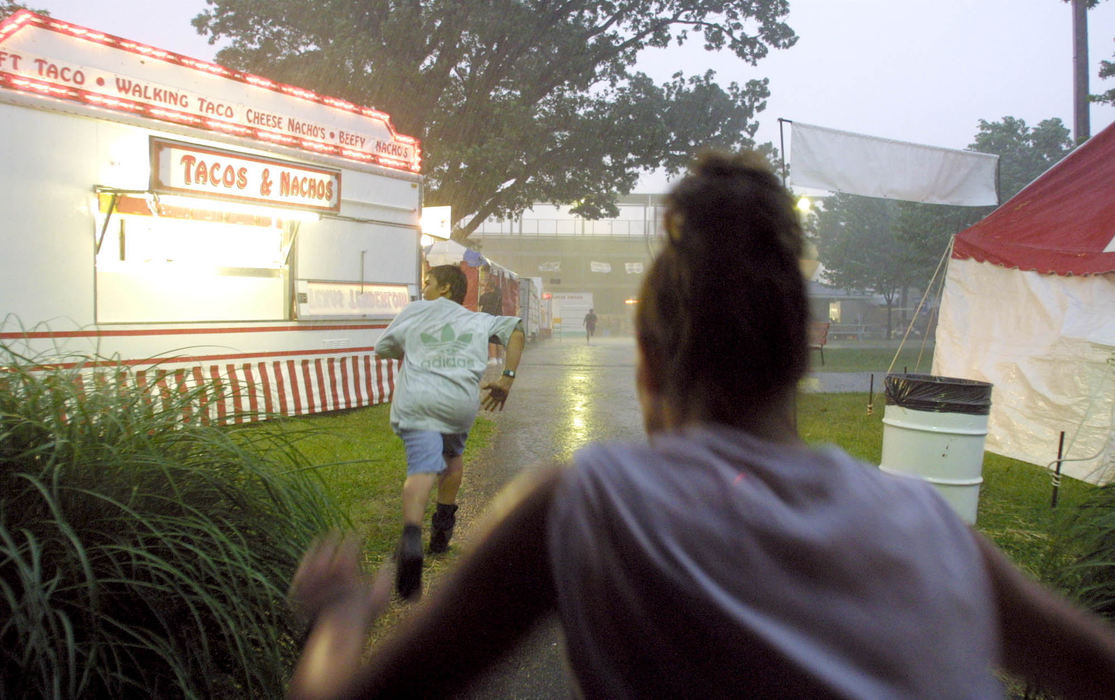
[{"x1": 933, "y1": 122, "x2": 1115, "y2": 484}]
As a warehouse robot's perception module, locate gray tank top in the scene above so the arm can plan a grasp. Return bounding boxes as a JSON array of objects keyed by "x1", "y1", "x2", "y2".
[{"x1": 547, "y1": 425, "x2": 1003, "y2": 699}]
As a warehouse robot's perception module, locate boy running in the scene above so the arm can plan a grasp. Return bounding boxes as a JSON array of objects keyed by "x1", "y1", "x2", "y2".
[{"x1": 375, "y1": 264, "x2": 525, "y2": 600}]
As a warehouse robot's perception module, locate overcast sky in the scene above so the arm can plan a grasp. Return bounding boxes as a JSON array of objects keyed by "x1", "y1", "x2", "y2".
[{"x1": 23, "y1": 0, "x2": 1115, "y2": 191}]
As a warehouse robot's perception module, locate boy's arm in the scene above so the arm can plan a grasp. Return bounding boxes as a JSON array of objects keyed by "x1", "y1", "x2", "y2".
[
  {"x1": 375, "y1": 332, "x2": 402, "y2": 360},
  {"x1": 973, "y1": 530, "x2": 1115, "y2": 699},
  {"x1": 375, "y1": 305, "x2": 417, "y2": 359},
  {"x1": 482, "y1": 323, "x2": 524, "y2": 411}
]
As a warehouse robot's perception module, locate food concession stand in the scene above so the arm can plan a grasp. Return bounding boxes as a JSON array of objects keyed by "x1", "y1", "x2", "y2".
[{"x1": 0, "y1": 10, "x2": 422, "y2": 420}]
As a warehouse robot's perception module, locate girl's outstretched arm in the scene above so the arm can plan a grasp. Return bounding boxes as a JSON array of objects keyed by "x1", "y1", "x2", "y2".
[
  {"x1": 288, "y1": 463, "x2": 565, "y2": 700},
  {"x1": 975, "y1": 531, "x2": 1115, "y2": 699}
]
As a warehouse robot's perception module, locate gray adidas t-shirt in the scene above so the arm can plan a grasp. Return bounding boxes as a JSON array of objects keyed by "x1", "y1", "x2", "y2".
[
  {"x1": 376, "y1": 297, "x2": 520, "y2": 433},
  {"x1": 548, "y1": 425, "x2": 1003, "y2": 699}
]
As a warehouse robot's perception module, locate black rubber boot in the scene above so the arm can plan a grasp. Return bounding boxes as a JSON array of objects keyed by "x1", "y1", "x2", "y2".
[
  {"x1": 395, "y1": 524, "x2": 423, "y2": 601},
  {"x1": 428, "y1": 503, "x2": 459, "y2": 554}
]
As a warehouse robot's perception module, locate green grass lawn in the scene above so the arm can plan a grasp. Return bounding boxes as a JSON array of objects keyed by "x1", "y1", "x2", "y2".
[
  {"x1": 249, "y1": 406, "x2": 495, "y2": 559},
  {"x1": 811, "y1": 344, "x2": 937, "y2": 374}
]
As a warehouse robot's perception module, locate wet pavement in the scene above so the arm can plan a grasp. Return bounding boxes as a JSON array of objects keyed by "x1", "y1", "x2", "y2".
[
  {"x1": 477, "y1": 335, "x2": 648, "y2": 472},
  {"x1": 444, "y1": 335, "x2": 879, "y2": 698},
  {"x1": 456, "y1": 335, "x2": 643, "y2": 699}
]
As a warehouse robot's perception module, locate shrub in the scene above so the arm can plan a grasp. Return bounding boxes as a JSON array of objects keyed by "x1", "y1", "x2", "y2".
[{"x1": 0, "y1": 347, "x2": 344, "y2": 698}]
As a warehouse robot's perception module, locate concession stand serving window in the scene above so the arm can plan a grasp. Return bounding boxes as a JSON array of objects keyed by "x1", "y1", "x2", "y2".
[{"x1": 93, "y1": 137, "x2": 339, "y2": 323}]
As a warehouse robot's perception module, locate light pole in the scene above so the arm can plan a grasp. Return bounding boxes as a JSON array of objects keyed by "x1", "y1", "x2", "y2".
[{"x1": 1072, "y1": 0, "x2": 1090, "y2": 144}]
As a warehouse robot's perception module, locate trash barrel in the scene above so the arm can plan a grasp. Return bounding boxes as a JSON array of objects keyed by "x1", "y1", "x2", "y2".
[{"x1": 879, "y1": 374, "x2": 993, "y2": 524}]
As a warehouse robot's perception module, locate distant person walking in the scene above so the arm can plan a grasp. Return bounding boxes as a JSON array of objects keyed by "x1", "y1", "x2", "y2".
[
  {"x1": 372, "y1": 265, "x2": 524, "y2": 600},
  {"x1": 583, "y1": 308, "x2": 597, "y2": 344}
]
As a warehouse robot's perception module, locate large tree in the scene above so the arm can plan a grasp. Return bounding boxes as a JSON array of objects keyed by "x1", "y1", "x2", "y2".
[
  {"x1": 193, "y1": 0, "x2": 796, "y2": 239},
  {"x1": 969, "y1": 116, "x2": 1074, "y2": 197},
  {"x1": 814, "y1": 193, "x2": 916, "y2": 337}
]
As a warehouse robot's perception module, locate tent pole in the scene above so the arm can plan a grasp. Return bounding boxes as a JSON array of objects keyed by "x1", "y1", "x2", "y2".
[{"x1": 778, "y1": 118, "x2": 791, "y2": 186}]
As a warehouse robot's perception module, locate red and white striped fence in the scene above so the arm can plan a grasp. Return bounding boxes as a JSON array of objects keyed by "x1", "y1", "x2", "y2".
[{"x1": 65, "y1": 352, "x2": 398, "y2": 424}]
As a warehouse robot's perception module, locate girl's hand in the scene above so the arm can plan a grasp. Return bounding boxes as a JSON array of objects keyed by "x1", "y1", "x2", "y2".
[{"x1": 289, "y1": 534, "x2": 373, "y2": 628}]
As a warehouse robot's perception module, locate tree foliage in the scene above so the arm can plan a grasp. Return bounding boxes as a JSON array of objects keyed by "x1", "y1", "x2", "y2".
[
  {"x1": 969, "y1": 116, "x2": 1074, "y2": 197},
  {"x1": 193, "y1": 0, "x2": 796, "y2": 238},
  {"x1": 0, "y1": 2, "x2": 45, "y2": 17},
  {"x1": 1097, "y1": 50, "x2": 1115, "y2": 105},
  {"x1": 814, "y1": 193, "x2": 915, "y2": 331}
]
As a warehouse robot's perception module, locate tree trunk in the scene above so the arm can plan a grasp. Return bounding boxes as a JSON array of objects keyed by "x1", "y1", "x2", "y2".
[{"x1": 900, "y1": 286, "x2": 909, "y2": 334}]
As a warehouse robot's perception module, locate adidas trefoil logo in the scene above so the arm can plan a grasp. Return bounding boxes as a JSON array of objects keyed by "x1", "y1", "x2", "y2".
[{"x1": 420, "y1": 324, "x2": 474, "y2": 352}]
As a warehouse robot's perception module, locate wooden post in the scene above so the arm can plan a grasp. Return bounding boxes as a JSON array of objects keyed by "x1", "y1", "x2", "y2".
[{"x1": 1051, "y1": 431, "x2": 1066, "y2": 508}]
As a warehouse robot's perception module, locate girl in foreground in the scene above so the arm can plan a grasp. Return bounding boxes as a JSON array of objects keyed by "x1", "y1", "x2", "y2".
[{"x1": 288, "y1": 152, "x2": 1115, "y2": 699}]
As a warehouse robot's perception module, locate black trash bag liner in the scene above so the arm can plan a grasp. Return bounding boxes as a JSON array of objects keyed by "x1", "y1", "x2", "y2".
[{"x1": 884, "y1": 373, "x2": 992, "y2": 415}]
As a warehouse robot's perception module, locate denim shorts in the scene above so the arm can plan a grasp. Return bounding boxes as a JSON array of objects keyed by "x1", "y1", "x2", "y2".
[{"x1": 398, "y1": 429, "x2": 469, "y2": 475}]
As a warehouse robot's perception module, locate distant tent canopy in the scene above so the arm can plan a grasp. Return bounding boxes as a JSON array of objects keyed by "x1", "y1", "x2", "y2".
[
  {"x1": 424, "y1": 239, "x2": 488, "y2": 268},
  {"x1": 934, "y1": 121, "x2": 1115, "y2": 485},
  {"x1": 423, "y1": 239, "x2": 520, "y2": 313}
]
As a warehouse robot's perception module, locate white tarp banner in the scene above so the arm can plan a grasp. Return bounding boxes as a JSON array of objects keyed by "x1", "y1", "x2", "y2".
[
  {"x1": 933, "y1": 258, "x2": 1115, "y2": 484},
  {"x1": 790, "y1": 122, "x2": 999, "y2": 206}
]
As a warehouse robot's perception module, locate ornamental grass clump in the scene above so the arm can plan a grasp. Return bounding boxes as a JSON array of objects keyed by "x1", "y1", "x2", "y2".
[
  {"x1": 0, "y1": 347, "x2": 344, "y2": 698},
  {"x1": 1046, "y1": 478, "x2": 1115, "y2": 621}
]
